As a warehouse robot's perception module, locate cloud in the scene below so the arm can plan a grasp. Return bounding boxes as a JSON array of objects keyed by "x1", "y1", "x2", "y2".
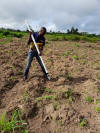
[{"x1": 0, "y1": 0, "x2": 100, "y2": 33}]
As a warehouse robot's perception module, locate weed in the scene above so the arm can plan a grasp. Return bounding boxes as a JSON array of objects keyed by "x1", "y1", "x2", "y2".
[
  {"x1": 8, "y1": 50, "x2": 11, "y2": 55},
  {"x1": 97, "y1": 88, "x2": 100, "y2": 93},
  {"x1": 53, "y1": 103, "x2": 60, "y2": 110},
  {"x1": 36, "y1": 95, "x2": 58, "y2": 102},
  {"x1": 24, "y1": 130, "x2": 29, "y2": 133},
  {"x1": 45, "y1": 88, "x2": 55, "y2": 93},
  {"x1": 95, "y1": 107, "x2": 100, "y2": 113},
  {"x1": 44, "y1": 95, "x2": 53, "y2": 100},
  {"x1": 73, "y1": 43, "x2": 80, "y2": 47},
  {"x1": 84, "y1": 91, "x2": 88, "y2": 94},
  {"x1": 47, "y1": 58, "x2": 52, "y2": 62},
  {"x1": 0, "y1": 109, "x2": 27, "y2": 133},
  {"x1": 81, "y1": 60, "x2": 86, "y2": 65},
  {"x1": 44, "y1": 95, "x2": 57, "y2": 100},
  {"x1": 22, "y1": 90, "x2": 30, "y2": 103},
  {"x1": 79, "y1": 118, "x2": 88, "y2": 127},
  {"x1": 11, "y1": 65, "x2": 15, "y2": 70},
  {"x1": 56, "y1": 128, "x2": 61, "y2": 133},
  {"x1": 35, "y1": 97, "x2": 43, "y2": 102},
  {"x1": 62, "y1": 51, "x2": 71, "y2": 56},
  {"x1": 57, "y1": 120, "x2": 63, "y2": 127},
  {"x1": 67, "y1": 89, "x2": 73, "y2": 97},
  {"x1": 66, "y1": 73, "x2": 72, "y2": 80},
  {"x1": 18, "y1": 69, "x2": 23, "y2": 75},
  {"x1": 68, "y1": 96, "x2": 73, "y2": 102},
  {"x1": 97, "y1": 74, "x2": 100, "y2": 79},
  {"x1": 85, "y1": 96, "x2": 92, "y2": 103},
  {"x1": 94, "y1": 100, "x2": 99, "y2": 105},
  {"x1": 62, "y1": 89, "x2": 73, "y2": 102},
  {"x1": 73, "y1": 55, "x2": 79, "y2": 60},
  {"x1": 9, "y1": 76, "x2": 14, "y2": 81}
]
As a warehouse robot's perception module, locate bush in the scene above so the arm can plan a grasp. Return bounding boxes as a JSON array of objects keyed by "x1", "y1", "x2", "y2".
[
  {"x1": 2, "y1": 31, "x2": 10, "y2": 36},
  {"x1": 12, "y1": 33, "x2": 23, "y2": 38}
]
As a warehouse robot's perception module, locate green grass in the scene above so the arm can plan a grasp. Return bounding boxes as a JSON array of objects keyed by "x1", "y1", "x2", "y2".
[
  {"x1": 85, "y1": 96, "x2": 93, "y2": 103},
  {"x1": 35, "y1": 95, "x2": 58, "y2": 102},
  {"x1": 67, "y1": 89, "x2": 73, "y2": 97},
  {"x1": 81, "y1": 60, "x2": 87, "y2": 65},
  {"x1": 9, "y1": 76, "x2": 14, "y2": 81},
  {"x1": 97, "y1": 74, "x2": 100, "y2": 79},
  {"x1": 45, "y1": 88, "x2": 56, "y2": 93},
  {"x1": 18, "y1": 69, "x2": 23, "y2": 75},
  {"x1": 0, "y1": 28, "x2": 27, "y2": 45},
  {"x1": 35, "y1": 96, "x2": 43, "y2": 102},
  {"x1": 0, "y1": 109, "x2": 28, "y2": 133},
  {"x1": 94, "y1": 100, "x2": 99, "y2": 105},
  {"x1": 57, "y1": 120, "x2": 63, "y2": 127},
  {"x1": 79, "y1": 118, "x2": 88, "y2": 127},
  {"x1": 66, "y1": 73, "x2": 72, "y2": 80},
  {"x1": 62, "y1": 51, "x2": 71, "y2": 56},
  {"x1": 95, "y1": 107, "x2": 100, "y2": 113},
  {"x1": 73, "y1": 43, "x2": 80, "y2": 47},
  {"x1": 62, "y1": 89, "x2": 73, "y2": 102},
  {"x1": 68, "y1": 96, "x2": 73, "y2": 102},
  {"x1": 53, "y1": 103, "x2": 60, "y2": 110},
  {"x1": 97, "y1": 88, "x2": 100, "y2": 93},
  {"x1": 22, "y1": 90, "x2": 30, "y2": 103},
  {"x1": 73, "y1": 55, "x2": 79, "y2": 60}
]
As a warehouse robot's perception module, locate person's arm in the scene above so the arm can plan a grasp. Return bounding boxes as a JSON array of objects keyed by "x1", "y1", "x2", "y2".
[
  {"x1": 27, "y1": 32, "x2": 32, "y2": 45},
  {"x1": 39, "y1": 38, "x2": 45, "y2": 56}
]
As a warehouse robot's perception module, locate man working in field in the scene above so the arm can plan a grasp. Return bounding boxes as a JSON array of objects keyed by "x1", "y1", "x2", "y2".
[{"x1": 24, "y1": 27, "x2": 47, "y2": 80}]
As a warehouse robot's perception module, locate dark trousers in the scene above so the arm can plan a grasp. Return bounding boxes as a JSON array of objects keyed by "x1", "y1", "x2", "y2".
[{"x1": 24, "y1": 49, "x2": 47, "y2": 78}]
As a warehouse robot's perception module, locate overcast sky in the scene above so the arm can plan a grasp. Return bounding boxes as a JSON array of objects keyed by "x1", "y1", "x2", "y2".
[{"x1": 0, "y1": 0, "x2": 100, "y2": 34}]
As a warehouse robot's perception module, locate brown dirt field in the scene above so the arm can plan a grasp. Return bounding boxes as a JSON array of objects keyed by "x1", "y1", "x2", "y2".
[{"x1": 0, "y1": 37, "x2": 100, "y2": 133}]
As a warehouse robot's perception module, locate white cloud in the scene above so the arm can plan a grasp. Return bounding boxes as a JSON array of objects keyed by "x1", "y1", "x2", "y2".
[{"x1": 0, "y1": 0, "x2": 100, "y2": 33}]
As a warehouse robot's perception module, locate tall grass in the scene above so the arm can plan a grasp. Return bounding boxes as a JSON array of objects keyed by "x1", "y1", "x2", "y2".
[{"x1": 0, "y1": 109, "x2": 28, "y2": 133}]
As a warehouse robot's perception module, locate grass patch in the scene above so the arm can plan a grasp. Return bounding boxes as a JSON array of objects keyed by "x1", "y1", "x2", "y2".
[
  {"x1": 0, "y1": 109, "x2": 28, "y2": 133},
  {"x1": 73, "y1": 55, "x2": 79, "y2": 60},
  {"x1": 62, "y1": 89, "x2": 73, "y2": 102},
  {"x1": 97, "y1": 88, "x2": 100, "y2": 93},
  {"x1": 22, "y1": 90, "x2": 30, "y2": 103},
  {"x1": 66, "y1": 73, "x2": 72, "y2": 80},
  {"x1": 35, "y1": 95, "x2": 58, "y2": 102},
  {"x1": 95, "y1": 107, "x2": 100, "y2": 113},
  {"x1": 53, "y1": 103, "x2": 60, "y2": 110},
  {"x1": 97, "y1": 74, "x2": 100, "y2": 79},
  {"x1": 73, "y1": 43, "x2": 80, "y2": 47},
  {"x1": 45, "y1": 88, "x2": 56, "y2": 93},
  {"x1": 85, "y1": 96, "x2": 93, "y2": 103},
  {"x1": 79, "y1": 117, "x2": 88, "y2": 127},
  {"x1": 62, "y1": 51, "x2": 71, "y2": 56}
]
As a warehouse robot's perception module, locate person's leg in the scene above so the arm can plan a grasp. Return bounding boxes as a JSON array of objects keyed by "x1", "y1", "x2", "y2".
[
  {"x1": 35, "y1": 53, "x2": 47, "y2": 75},
  {"x1": 24, "y1": 50, "x2": 34, "y2": 79}
]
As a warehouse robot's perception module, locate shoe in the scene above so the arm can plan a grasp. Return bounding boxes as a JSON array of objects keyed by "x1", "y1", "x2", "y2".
[
  {"x1": 44, "y1": 74, "x2": 51, "y2": 80},
  {"x1": 47, "y1": 75, "x2": 51, "y2": 80}
]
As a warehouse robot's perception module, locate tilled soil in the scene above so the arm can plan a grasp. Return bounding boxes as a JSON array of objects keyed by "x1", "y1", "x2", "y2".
[{"x1": 0, "y1": 37, "x2": 100, "y2": 133}]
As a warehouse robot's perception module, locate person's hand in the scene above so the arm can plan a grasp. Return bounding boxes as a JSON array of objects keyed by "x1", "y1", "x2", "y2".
[
  {"x1": 29, "y1": 31, "x2": 32, "y2": 35},
  {"x1": 39, "y1": 51, "x2": 42, "y2": 56}
]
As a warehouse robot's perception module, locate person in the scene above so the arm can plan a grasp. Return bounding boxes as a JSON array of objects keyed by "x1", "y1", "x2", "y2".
[{"x1": 24, "y1": 27, "x2": 47, "y2": 80}]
